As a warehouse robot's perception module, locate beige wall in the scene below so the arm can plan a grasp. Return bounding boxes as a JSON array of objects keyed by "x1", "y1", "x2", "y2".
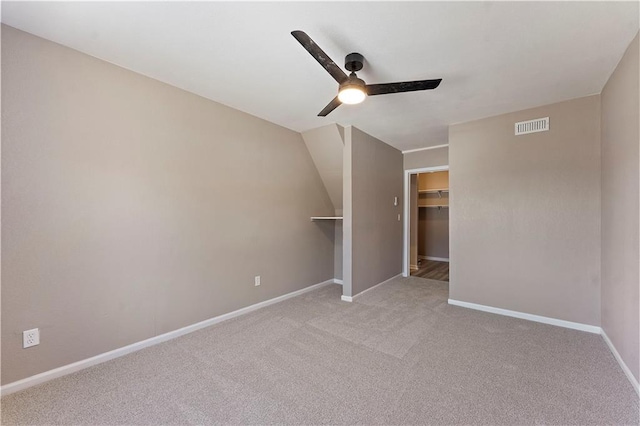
[
  {"x1": 1, "y1": 25, "x2": 335, "y2": 385},
  {"x1": 449, "y1": 95, "x2": 601, "y2": 326},
  {"x1": 342, "y1": 127, "x2": 354, "y2": 296},
  {"x1": 418, "y1": 208, "x2": 449, "y2": 260},
  {"x1": 334, "y1": 221, "x2": 343, "y2": 280},
  {"x1": 601, "y1": 33, "x2": 639, "y2": 381},
  {"x1": 344, "y1": 127, "x2": 403, "y2": 297},
  {"x1": 418, "y1": 171, "x2": 449, "y2": 191},
  {"x1": 404, "y1": 147, "x2": 448, "y2": 170}
]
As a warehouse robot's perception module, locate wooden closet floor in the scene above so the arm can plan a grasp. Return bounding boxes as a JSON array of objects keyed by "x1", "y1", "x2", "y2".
[{"x1": 411, "y1": 259, "x2": 449, "y2": 282}]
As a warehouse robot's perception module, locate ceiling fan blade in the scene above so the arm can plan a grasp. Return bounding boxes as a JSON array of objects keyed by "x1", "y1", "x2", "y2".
[
  {"x1": 291, "y1": 30, "x2": 348, "y2": 85},
  {"x1": 366, "y1": 79, "x2": 442, "y2": 96},
  {"x1": 318, "y1": 96, "x2": 342, "y2": 117}
]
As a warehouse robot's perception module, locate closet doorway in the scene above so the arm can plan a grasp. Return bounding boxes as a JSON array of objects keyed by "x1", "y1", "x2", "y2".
[{"x1": 403, "y1": 166, "x2": 449, "y2": 282}]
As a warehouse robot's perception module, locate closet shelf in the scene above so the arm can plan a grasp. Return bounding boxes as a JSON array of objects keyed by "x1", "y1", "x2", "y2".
[
  {"x1": 418, "y1": 205, "x2": 449, "y2": 209},
  {"x1": 419, "y1": 188, "x2": 449, "y2": 198},
  {"x1": 310, "y1": 216, "x2": 343, "y2": 221},
  {"x1": 418, "y1": 188, "x2": 449, "y2": 194}
]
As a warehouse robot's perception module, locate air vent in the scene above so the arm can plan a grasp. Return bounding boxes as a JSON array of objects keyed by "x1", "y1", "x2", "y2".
[{"x1": 515, "y1": 117, "x2": 549, "y2": 135}]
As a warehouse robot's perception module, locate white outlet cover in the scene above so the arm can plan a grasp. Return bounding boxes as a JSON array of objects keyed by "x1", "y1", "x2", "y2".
[
  {"x1": 254, "y1": 276, "x2": 261, "y2": 286},
  {"x1": 23, "y1": 328, "x2": 40, "y2": 348}
]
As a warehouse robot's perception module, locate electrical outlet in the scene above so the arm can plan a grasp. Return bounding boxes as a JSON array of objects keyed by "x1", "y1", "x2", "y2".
[
  {"x1": 398, "y1": 213, "x2": 401, "y2": 221},
  {"x1": 23, "y1": 328, "x2": 40, "y2": 348},
  {"x1": 254, "y1": 275, "x2": 261, "y2": 286}
]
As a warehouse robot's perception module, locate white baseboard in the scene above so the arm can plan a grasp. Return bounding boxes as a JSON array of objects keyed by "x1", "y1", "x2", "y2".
[
  {"x1": 341, "y1": 273, "x2": 403, "y2": 303},
  {"x1": 333, "y1": 279, "x2": 344, "y2": 285},
  {"x1": 0, "y1": 279, "x2": 336, "y2": 397},
  {"x1": 601, "y1": 329, "x2": 640, "y2": 396},
  {"x1": 418, "y1": 255, "x2": 449, "y2": 262},
  {"x1": 447, "y1": 299, "x2": 601, "y2": 334}
]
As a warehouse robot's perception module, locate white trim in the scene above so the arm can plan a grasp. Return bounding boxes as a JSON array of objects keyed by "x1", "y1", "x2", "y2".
[
  {"x1": 403, "y1": 165, "x2": 449, "y2": 277},
  {"x1": 418, "y1": 256, "x2": 450, "y2": 262},
  {"x1": 333, "y1": 279, "x2": 344, "y2": 285},
  {"x1": 402, "y1": 144, "x2": 449, "y2": 154},
  {"x1": 353, "y1": 273, "x2": 403, "y2": 300},
  {"x1": 447, "y1": 299, "x2": 601, "y2": 334},
  {"x1": 0, "y1": 279, "x2": 336, "y2": 396},
  {"x1": 340, "y1": 274, "x2": 402, "y2": 302},
  {"x1": 601, "y1": 329, "x2": 640, "y2": 395}
]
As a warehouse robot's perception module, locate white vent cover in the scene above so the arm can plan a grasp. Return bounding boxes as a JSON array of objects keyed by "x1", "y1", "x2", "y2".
[{"x1": 515, "y1": 117, "x2": 549, "y2": 135}]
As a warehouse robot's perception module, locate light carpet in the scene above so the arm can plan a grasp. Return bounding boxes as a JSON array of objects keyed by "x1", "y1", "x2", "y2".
[{"x1": 2, "y1": 276, "x2": 638, "y2": 425}]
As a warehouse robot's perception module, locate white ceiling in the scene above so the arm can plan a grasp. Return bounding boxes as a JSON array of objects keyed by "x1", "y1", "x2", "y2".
[{"x1": 2, "y1": 2, "x2": 638, "y2": 151}]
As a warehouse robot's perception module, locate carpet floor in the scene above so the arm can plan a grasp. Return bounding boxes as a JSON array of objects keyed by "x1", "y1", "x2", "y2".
[{"x1": 2, "y1": 276, "x2": 638, "y2": 425}]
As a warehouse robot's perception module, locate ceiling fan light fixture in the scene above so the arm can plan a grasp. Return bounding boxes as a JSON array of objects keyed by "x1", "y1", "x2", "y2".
[
  {"x1": 338, "y1": 74, "x2": 367, "y2": 105},
  {"x1": 338, "y1": 86, "x2": 367, "y2": 104}
]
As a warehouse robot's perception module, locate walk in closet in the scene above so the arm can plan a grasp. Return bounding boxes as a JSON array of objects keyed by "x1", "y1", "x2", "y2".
[{"x1": 410, "y1": 170, "x2": 449, "y2": 281}]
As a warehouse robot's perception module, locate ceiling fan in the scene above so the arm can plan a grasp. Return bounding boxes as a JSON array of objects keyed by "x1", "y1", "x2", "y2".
[{"x1": 291, "y1": 30, "x2": 442, "y2": 117}]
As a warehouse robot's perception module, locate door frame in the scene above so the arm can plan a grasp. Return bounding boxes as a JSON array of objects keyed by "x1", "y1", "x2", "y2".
[{"x1": 402, "y1": 165, "x2": 449, "y2": 277}]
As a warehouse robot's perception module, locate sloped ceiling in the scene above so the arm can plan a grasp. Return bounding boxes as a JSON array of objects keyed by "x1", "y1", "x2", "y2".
[{"x1": 302, "y1": 124, "x2": 344, "y2": 215}]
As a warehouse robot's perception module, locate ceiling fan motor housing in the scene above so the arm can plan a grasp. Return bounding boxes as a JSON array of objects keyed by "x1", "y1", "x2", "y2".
[
  {"x1": 340, "y1": 75, "x2": 366, "y2": 91},
  {"x1": 345, "y1": 52, "x2": 364, "y2": 72}
]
